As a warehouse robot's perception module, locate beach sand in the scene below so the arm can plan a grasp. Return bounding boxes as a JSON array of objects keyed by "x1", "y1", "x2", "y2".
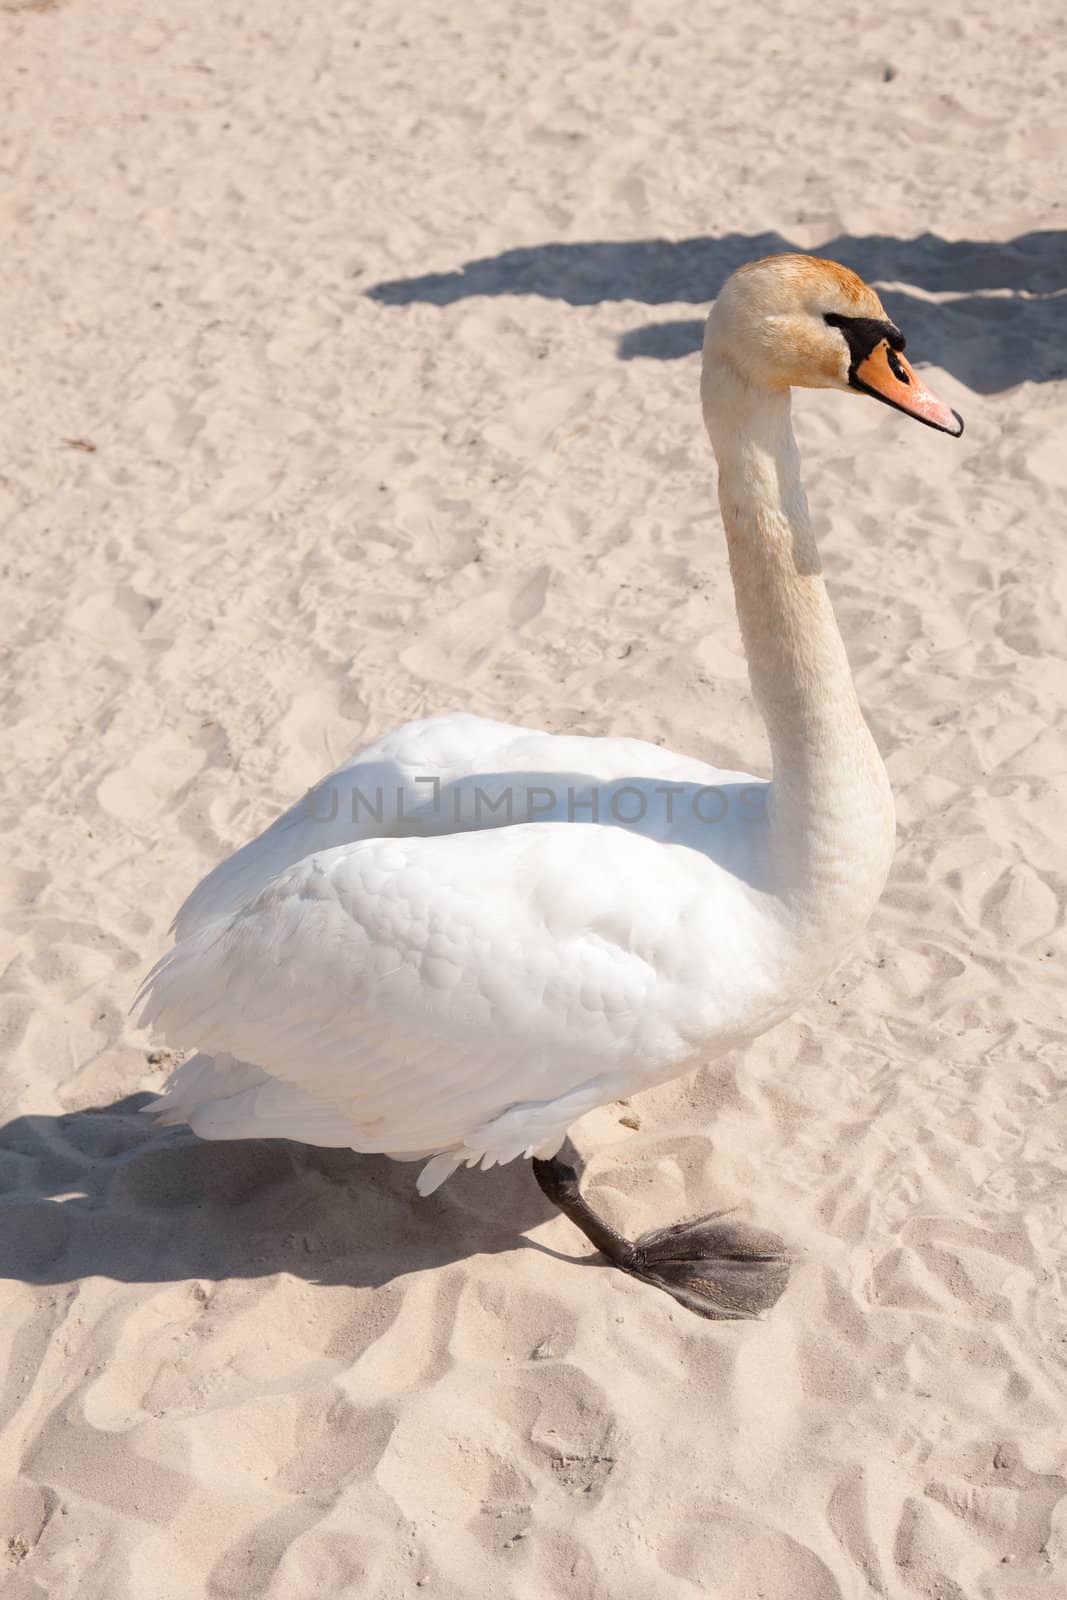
[{"x1": 2, "y1": 0, "x2": 1066, "y2": 1594}]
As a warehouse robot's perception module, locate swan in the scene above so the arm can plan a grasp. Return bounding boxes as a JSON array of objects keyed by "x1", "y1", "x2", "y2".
[{"x1": 136, "y1": 253, "x2": 963, "y2": 1320}]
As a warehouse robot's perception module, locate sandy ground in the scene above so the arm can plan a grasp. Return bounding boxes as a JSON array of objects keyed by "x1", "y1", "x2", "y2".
[{"x1": 2, "y1": 0, "x2": 1067, "y2": 1595}]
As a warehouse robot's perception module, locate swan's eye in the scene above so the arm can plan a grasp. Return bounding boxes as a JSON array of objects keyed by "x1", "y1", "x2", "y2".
[
  {"x1": 886, "y1": 346, "x2": 910, "y2": 384},
  {"x1": 823, "y1": 313, "x2": 848, "y2": 330}
]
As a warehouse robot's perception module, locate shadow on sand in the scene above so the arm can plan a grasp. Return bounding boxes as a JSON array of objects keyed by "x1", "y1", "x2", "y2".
[
  {"x1": 368, "y1": 229, "x2": 1067, "y2": 391},
  {"x1": 0, "y1": 1096, "x2": 562, "y2": 1290}
]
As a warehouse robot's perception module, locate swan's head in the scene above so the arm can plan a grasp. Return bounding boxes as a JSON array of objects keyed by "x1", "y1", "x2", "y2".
[{"x1": 703, "y1": 253, "x2": 963, "y2": 436}]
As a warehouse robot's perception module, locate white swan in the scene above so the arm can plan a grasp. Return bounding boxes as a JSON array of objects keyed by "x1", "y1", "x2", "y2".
[{"x1": 137, "y1": 254, "x2": 962, "y2": 1319}]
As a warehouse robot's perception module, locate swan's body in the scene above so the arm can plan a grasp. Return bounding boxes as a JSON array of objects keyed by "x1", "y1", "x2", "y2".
[
  {"x1": 139, "y1": 254, "x2": 961, "y2": 1317},
  {"x1": 140, "y1": 713, "x2": 881, "y2": 1193}
]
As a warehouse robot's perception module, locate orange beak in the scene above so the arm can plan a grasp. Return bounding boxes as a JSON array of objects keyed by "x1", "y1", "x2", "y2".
[{"x1": 853, "y1": 340, "x2": 963, "y2": 436}]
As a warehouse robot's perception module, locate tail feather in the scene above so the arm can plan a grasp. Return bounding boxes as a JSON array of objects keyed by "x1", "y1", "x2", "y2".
[{"x1": 145, "y1": 1052, "x2": 355, "y2": 1146}]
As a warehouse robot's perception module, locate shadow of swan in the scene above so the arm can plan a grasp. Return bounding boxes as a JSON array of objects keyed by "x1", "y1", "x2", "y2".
[
  {"x1": 367, "y1": 229, "x2": 1067, "y2": 391},
  {"x1": 0, "y1": 1096, "x2": 560, "y2": 1289}
]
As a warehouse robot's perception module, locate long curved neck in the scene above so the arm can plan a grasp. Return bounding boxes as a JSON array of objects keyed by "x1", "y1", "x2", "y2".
[{"x1": 702, "y1": 358, "x2": 895, "y2": 932}]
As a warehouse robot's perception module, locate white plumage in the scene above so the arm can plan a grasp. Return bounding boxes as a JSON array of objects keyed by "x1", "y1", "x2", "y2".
[{"x1": 138, "y1": 713, "x2": 798, "y2": 1194}]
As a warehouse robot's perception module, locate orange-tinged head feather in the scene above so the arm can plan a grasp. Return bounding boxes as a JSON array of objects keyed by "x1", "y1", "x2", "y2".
[{"x1": 733, "y1": 253, "x2": 887, "y2": 319}]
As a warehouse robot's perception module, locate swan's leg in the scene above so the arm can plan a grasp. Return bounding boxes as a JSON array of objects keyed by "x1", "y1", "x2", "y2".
[{"x1": 531, "y1": 1156, "x2": 790, "y2": 1321}]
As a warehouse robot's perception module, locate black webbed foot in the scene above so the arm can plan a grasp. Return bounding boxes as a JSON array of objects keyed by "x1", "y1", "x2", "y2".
[
  {"x1": 532, "y1": 1155, "x2": 791, "y2": 1321},
  {"x1": 623, "y1": 1211, "x2": 791, "y2": 1320}
]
